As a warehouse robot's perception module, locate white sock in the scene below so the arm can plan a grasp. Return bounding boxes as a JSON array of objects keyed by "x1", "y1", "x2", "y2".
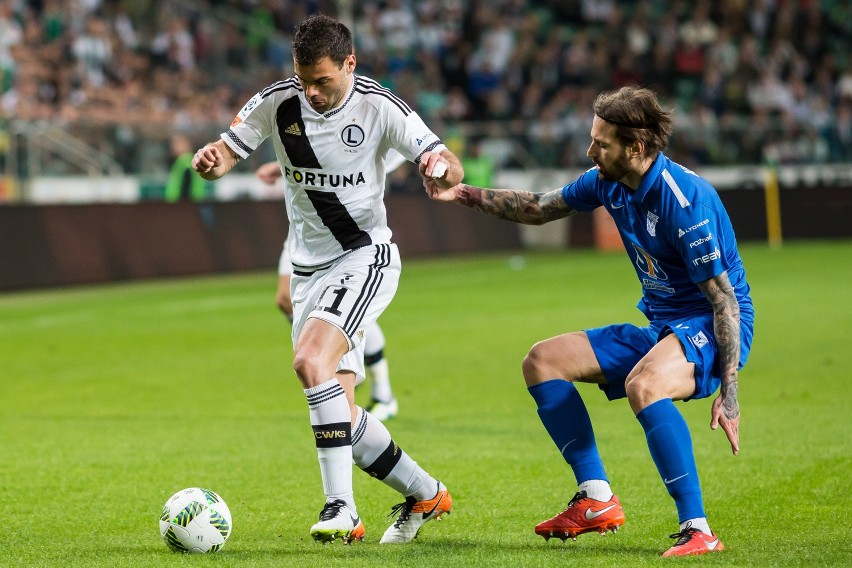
[
  {"x1": 367, "y1": 358, "x2": 393, "y2": 402},
  {"x1": 364, "y1": 322, "x2": 393, "y2": 402},
  {"x1": 305, "y1": 379, "x2": 355, "y2": 512},
  {"x1": 682, "y1": 517, "x2": 712, "y2": 535},
  {"x1": 578, "y1": 479, "x2": 613, "y2": 502},
  {"x1": 364, "y1": 321, "x2": 386, "y2": 354},
  {"x1": 351, "y1": 407, "x2": 435, "y2": 500}
]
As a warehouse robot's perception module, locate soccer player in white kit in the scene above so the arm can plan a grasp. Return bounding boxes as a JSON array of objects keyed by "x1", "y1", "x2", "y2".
[{"x1": 191, "y1": 14, "x2": 463, "y2": 545}]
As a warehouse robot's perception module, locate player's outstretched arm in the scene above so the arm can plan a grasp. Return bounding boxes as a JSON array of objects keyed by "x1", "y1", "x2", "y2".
[
  {"x1": 426, "y1": 183, "x2": 577, "y2": 226},
  {"x1": 699, "y1": 271, "x2": 741, "y2": 455},
  {"x1": 192, "y1": 140, "x2": 241, "y2": 181}
]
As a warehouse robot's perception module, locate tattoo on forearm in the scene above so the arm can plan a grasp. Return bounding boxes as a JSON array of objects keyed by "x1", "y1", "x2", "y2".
[
  {"x1": 457, "y1": 185, "x2": 483, "y2": 209},
  {"x1": 457, "y1": 185, "x2": 575, "y2": 224},
  {"x1": 698, "y1": 272, "x2": 741, "y2": 419},
  {"x1": 721, "y1": 379, "x2": 739, "y2": 420}
]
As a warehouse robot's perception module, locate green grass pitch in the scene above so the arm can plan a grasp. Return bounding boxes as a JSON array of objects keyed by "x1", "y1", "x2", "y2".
[{"x1": 1, "y1": 240, "x2": 850, "y2": 567}]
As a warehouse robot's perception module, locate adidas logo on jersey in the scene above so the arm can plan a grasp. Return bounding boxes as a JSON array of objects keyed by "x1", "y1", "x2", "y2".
[{"x1": 284, "y1": 123, "x2": 302, "y2": 136}]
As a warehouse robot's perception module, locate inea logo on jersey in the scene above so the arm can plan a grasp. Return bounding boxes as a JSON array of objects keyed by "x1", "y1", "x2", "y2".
[
  {"x1": 691, "y1": 247, "x2": 722, "y2": 267},
  {"x1": 283, "y1": 165, "x2": 367, "y2": 188}
]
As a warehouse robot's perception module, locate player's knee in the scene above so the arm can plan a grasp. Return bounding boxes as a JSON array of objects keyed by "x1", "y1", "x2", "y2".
[
  {"x1": 522, "y1": 341, "x2": 556, "y2": 387},
  {"x1": 292, "y1": 350, "x2": 328, "y2": 387},
  {"x1": 625, "y1": 371, "x2": 659, "y2": 410}
]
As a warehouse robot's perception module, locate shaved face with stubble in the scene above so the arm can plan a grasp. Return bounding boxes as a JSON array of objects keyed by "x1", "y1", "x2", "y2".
[
  {"x1": 587, "y1": 115, "x2": 633, "y2": 182},
  {"x1": 294, "y1": 54, "x2": 356, "y2": 114}
]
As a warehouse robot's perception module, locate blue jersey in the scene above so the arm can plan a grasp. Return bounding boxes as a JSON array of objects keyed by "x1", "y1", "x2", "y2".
[{"x1": 562, "y1": 153, "x2": 753, "y2": 324}]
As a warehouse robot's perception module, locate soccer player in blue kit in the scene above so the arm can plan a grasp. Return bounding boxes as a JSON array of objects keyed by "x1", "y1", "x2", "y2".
[{"x1": 426, "y1": 86, "x2": 753, "y2": 557}]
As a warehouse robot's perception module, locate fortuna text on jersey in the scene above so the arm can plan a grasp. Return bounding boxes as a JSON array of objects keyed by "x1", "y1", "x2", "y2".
[{"x1": 283, "y1": 166, "x2": 367, "y2": 188}]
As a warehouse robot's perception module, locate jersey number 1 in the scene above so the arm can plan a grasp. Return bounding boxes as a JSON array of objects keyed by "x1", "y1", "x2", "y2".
[{"x1": 319, "y1": 286, "x2": 347, "y2": 316}]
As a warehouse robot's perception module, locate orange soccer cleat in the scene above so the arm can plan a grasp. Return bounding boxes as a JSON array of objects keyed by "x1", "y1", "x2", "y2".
[
  {"x1": 662, "y1": 523, "x2": 724, "y2": 557},
  {"x1": 534, "y1": 491, "x2": 625, "y2": 541},
  {"x1": 380, "y1": 482, "x2": 452, "y2": 543}
]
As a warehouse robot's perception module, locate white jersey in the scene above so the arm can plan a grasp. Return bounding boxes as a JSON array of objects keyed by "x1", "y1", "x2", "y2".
[
  {"x1": 277, "y1": 149, "x2": 407, "y2": 277},
  {"x1": 222, "y1": 74, "x2": 446, "y2": 270}
]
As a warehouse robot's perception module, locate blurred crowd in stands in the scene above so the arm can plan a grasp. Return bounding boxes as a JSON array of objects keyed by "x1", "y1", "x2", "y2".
[{"x1": 0, "y1": 0, "x2": 851, "y2": 175}]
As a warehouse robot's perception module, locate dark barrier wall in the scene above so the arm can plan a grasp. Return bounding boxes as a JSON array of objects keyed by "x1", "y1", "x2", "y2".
[
  {"x1": 0, "y1": 201, "x2": 289, "y2": 290},
  {"x1": 1, "y1": 186, "x2": 849, "y2": 291},
  {"x1": 0, "y1": 195, "x2": 523, "y2": 291},
  {"x1": 719, "y1": 186, "x2": 852, "y2": 241},
  {"x1": 569, "y1": 185, "x2": 852, "y2": 247}
]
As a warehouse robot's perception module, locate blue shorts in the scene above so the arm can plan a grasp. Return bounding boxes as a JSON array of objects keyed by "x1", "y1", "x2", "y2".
[{"x1": 586, "y1": 314, "x2": 754, "y2": 401}]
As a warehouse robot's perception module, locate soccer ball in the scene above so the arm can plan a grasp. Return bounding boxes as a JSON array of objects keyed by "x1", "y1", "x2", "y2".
[{"x1": 159, "y1": 487, "x2": 232, "y2": 553}]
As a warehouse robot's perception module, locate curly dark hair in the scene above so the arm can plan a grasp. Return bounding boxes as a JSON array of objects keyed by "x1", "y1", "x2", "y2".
[
  {"x1": 292, "y1": 14, "x2": 353, "y2": 67},
  {"x1": 593, "y1": 87, "x2": 673, "y2": 157}
]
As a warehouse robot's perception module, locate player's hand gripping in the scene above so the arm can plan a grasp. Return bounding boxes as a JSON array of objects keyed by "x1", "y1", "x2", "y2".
[
  {"x1": 418, "y1": 152, "x2": 455, "y2": 201},
  {"x1": 710, "y1": 382, "x2": 740, "y2": 455},
  {"x1": 418, "y1": 151, "x2": 447, "y2": 179}
]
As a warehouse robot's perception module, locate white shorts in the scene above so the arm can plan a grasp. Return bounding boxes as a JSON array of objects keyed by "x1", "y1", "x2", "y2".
[{"x1": 290, "y1": 243, "x2": 401, "y2": 380}]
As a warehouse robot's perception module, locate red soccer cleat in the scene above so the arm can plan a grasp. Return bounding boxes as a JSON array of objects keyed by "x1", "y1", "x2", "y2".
[
  {"x1": 662, "y1": 524, "x2": 725, "y2": 557},
  {"x1": 534, "y1": 491, "x2": 625, "y2": 541}
]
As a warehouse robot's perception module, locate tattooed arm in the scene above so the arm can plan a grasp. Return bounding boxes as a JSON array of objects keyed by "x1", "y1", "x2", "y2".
[
  {"x1": 698, "y1": 271, "x2": 741, "y2": 455},
  {"x1": 424, "y1": 181, "x2": 578, "y2": 225}
]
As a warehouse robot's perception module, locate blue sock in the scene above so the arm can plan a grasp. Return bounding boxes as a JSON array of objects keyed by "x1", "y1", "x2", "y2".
[
  {"x1": 636, "y1": 399, "x2": 705, "y2": 522},
  {"x1": 528, "y1": 380, "x2": 607, "y2": 485}
]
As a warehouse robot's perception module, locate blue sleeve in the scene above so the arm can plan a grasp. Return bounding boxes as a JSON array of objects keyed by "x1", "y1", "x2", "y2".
[
  {"x1": 673, "y1": 201, "x2": 728, "y2": 283},
  {"x1": 561, "y1": 168, "x2": 603, "y2": 212}
]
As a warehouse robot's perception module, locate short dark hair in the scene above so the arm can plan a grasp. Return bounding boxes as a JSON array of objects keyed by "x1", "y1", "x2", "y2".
[
  {"x1": 292, "y1": 14, "x2": 353, "y2": 67},
  {"x1": 593, "y1": 87, "x2": 673, "y2": 157}
]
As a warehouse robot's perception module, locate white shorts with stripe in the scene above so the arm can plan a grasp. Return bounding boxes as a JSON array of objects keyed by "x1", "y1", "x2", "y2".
[{"x1": 290, "y1": 243, "x2": 400, "y2": 381}]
